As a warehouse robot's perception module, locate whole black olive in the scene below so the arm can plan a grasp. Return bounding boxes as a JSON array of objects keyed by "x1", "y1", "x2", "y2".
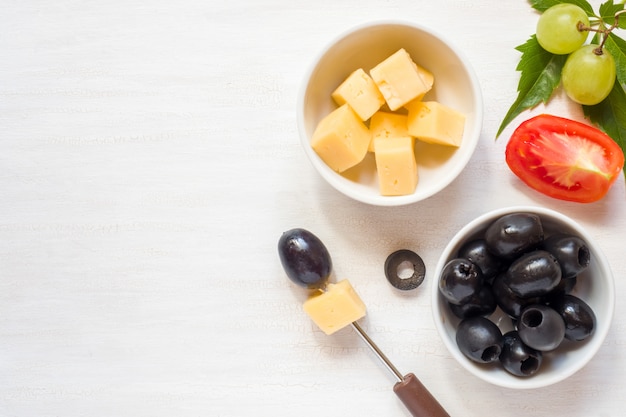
[
  {"x1": 485, "y1": 213, "x2": 544, "y2": 259},
  {"x1": 448, "y1": 283, "x2": 497, "y2": 319},
  {"x1": 278, "y1": 228, "x2": 332, "y2": 289},
  {"x1": 504, "y1": 250, "x2": 562, "y2": 298},
  {"x1": 491, "y1": 273, "x2": 544, "y2": 319},
  {"x1": 547, "y1": 276, "x2": 577, "y2": 299},
  {"x1": 550, "y1": 294, "x2": 596, "y2": 341},
  {"x1": 499, "y1": 331, "x2": 543, "y2": 377},
  {"x1": 439, "y1": 258, "x2": 484, "y2": 305},
  {"x1": 517, "y1": 304, "x2": 566, "y2": 351},
  {"x1": 457, "y1": 238, "x2": 506, "y2": 281},
  {"x1": 455, "y1": 316, "x2": 503, "y2": 364},
  {"x1": 542, "y1": 233, "x2": 590, "y2": 279}
]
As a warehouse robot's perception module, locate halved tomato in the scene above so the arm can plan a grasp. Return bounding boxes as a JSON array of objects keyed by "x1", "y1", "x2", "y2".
[{"x1": 505, "y1": 114, "x2": 624, "y2": 203}]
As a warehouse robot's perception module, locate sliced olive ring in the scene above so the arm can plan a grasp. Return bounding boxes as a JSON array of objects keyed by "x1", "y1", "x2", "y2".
[{"x1": 384, "y1": 249, "x2": 426, "y2": 291}]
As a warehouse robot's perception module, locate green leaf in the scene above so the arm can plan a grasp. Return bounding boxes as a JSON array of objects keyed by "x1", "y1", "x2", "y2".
[
  {"x1": 528, "y1": 0, "x2": 595, "y2": 15},
  {"x1": 583, "y1": 82, "x2": 626, "y2": 154},
  {"x1": 604, "y1": 33, "x2": 626, "y2": 85},
  {"x1": 496, "y1": 36, "x2": 567, "y2": 138},
  {"x1": 599, "y1": 0, "x2": 626, "y2": 28}
]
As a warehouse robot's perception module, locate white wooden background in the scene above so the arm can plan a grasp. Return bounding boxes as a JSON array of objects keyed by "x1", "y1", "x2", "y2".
[{"x1": 1, "y1": 1, "x2": 625, "y2": 416}]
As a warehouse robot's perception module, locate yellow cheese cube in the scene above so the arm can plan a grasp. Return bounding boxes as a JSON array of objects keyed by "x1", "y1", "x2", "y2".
[
  {"x1": 303, "y1": 279, "x2": 367, "y2": 335},
  {"x1": 311, "y1": 104, "x2": 371, "y2": 172},
  {"x1": 368, "y1": 111, "x2": 412, "y2": 152},
  {"x1": 413, "y1": 65, "x2": 434, "y2": 103},
  {"x1": 406, "y1": 101, "x2": 465, "y2": 147},
  {"x1": 374, "y1": 136, "x2": 418, "y2": 196},
  {"x1": 331, "y1": 68, "x2": 385, "y2": 121},
  {"x1": 369, "y1": 49, "x2": 432, "y2": 111}
]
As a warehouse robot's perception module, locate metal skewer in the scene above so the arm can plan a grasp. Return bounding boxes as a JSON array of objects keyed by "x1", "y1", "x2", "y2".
[
  {"x1": 350, "y1": 320, "x2": 450, "y2": 417},
  {"x1": 351, "y1": 321, "x2": 404, "y2": 382}
]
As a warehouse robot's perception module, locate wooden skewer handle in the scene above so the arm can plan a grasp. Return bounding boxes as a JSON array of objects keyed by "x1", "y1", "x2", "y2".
[{"x1": 393, "y1": 373, "x2": 450, "y2": 417}]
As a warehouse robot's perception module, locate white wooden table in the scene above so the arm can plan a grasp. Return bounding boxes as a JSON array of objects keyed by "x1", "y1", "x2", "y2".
[{"x1": 1, "y1": 1, "x2": 625, "y2": 416}]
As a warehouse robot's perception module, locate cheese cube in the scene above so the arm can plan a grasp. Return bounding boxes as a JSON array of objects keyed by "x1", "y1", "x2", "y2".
[
  {"x1": 374, "y1": 136, "x2": 418, "y2": 196},
  {"x1": 369, "y1": 49, "x2": 432, "y2": 111},
  {"x1": 311, "y1": 104, "x2": 371, "y2": 172},
  {"x1": 413, "y1": 65, "x2": 434, "y2": 103},
  {"x1": 331, "y1": 68, "x2": 385, "y2": 121},
  {"x1": 368, "y1": 111, "x2": 412, "y2": 152},
  {"x1": 406, "y1": 101, "x2": 465, "y2": 147},
  {"x1": 303, "y1": 279, "x2": 367, "y2": 335}
]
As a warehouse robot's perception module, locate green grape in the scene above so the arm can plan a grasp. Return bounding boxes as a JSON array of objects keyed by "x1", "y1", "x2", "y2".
[
  {"x1": 536, "y1": 4, "x2": 589, "y2": 55},
  {"x1": 561, "y1": 45, "x2": 616, "y2": 106}
]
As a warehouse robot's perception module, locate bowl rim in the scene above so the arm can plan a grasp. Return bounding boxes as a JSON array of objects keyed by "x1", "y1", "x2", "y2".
[
  {"x1": 430, "y1": 205, "x2": 616, "y2": 389},
  {"x1": 296, "y1": 19, "x2": 484, "y2": 206}
]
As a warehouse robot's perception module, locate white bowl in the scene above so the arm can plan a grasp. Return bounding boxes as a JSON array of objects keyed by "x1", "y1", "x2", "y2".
[
  {"x1": 297, "y1": 21, "x2": 483, "y2": 206},
  {"x1": 431, "y1": 206, "x2": 615, "y2": 389}
]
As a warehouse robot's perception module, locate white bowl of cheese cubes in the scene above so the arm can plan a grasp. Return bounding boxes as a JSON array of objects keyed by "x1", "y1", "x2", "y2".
[{"x1": 297, "y1": 21, "x2": 483, "y2": 206}]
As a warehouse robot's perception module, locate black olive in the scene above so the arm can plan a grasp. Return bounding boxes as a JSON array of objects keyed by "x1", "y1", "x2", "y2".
[
  {"x1": 439, "y1": 258, "x2": 484, "y2": 305},
  {"x1": 491, "y1": 273, "x2": 544, "y2": 319},
  {"x1": 457, "y1": 238, "x2": 506, "y2": 281},
  {"x1": 499, "y1": 331, "x2": 543, "y2": 377},
  {"x1": 542, "y1": 233, "x2": 590, "y2": 279},
  {"x1": 455, "y1": 316, "x2": 503, "y2": 364},
  {"x1": 550, "y1": 294, "x2": 596, "y2": 341},
  {"x1": 546, "y1": 276, "x2": 577, "y2": 299},
  {"x1": 277, "y1": 228, "x2": 332, "y2": 289},
  {"x1": 384, "y1": 249, "x2": 426, "y2": 291},
  {"x1": 504, "y1": 250, "x2": 562, "y2": 298},
  {"x1": 517, "y1": 304, "x2": 566, "y2": 351},
  {"x1": 448, "y1": 284, "x2": 497, "y2": 319},
  {"x1": 485, "y1": 213, "x2": 544, "y2": 259}
]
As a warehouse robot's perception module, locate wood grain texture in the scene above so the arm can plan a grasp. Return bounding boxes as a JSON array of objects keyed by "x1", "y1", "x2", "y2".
[{"x1": 1, "y1": 1, "x2": 625, "y2": 416}]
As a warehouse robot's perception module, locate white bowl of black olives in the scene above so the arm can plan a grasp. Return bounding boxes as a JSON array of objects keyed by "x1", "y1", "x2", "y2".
[{"x1": 431, "y1": 206, "x2": 615, "y2": 389}]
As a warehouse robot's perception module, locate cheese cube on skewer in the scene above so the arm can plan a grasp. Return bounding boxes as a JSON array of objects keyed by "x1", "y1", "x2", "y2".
[{"x1": 303, "y1": 279, "x2": 367, "y2": 335}]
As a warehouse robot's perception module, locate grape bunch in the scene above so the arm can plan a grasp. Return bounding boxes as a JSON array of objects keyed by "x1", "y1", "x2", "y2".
[{"x1": 535, "y1": 3, "x2": 620, "y2": 106}]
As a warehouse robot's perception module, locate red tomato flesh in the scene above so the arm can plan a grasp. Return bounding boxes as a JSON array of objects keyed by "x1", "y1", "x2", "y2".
[{"x1": 505, "y1": 114, "x2": 624, "y2": 203}]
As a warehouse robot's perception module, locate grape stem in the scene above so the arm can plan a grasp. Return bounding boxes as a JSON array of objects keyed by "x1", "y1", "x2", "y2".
[{"x1": 578, "y1": 9, "x2": 626, "y2": 54}]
